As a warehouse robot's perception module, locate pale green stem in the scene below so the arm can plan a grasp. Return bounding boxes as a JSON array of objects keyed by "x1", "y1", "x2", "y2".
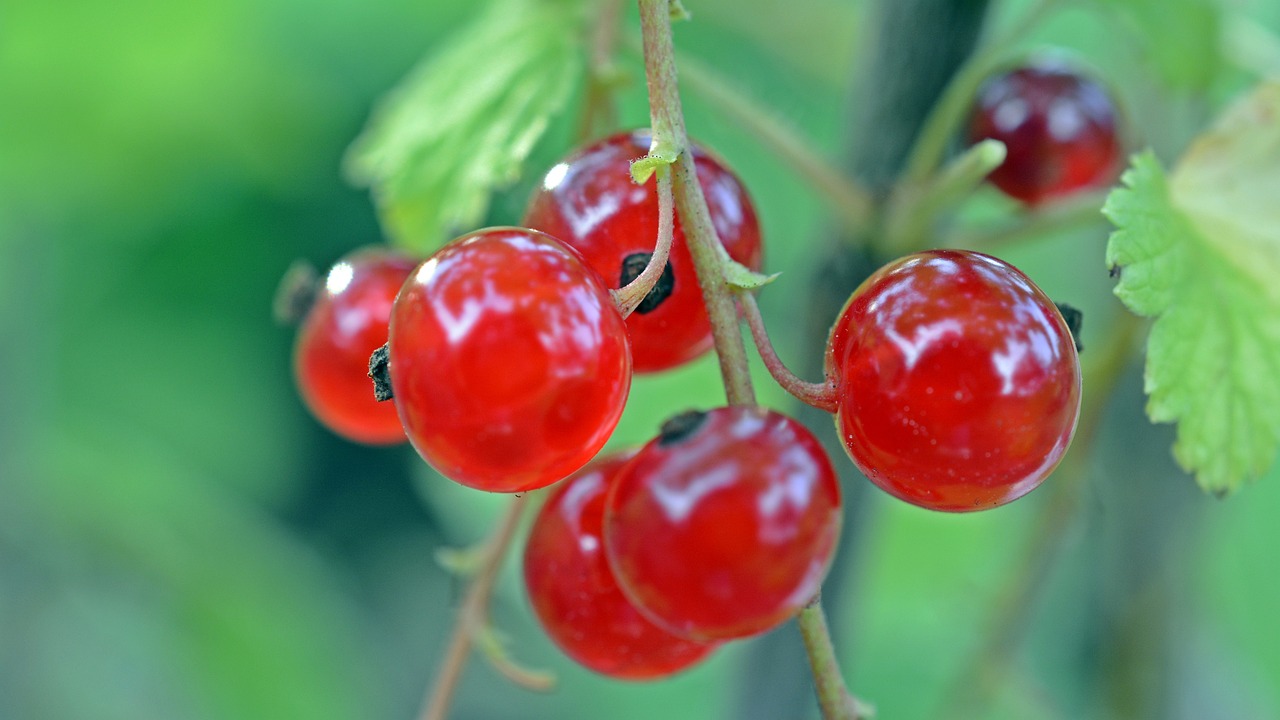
[{"x1": 883, "y1": 138, "x2": 1006, "y2": 254}]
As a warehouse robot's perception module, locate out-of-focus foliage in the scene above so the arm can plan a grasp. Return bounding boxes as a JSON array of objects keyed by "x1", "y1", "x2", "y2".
[
  {"x1": 1, "y1": 0, "x2": 1279, "y2": 719},
  {"x1": 347, "y1": 0, "x2": 586, "y2": 251},
  {"x1": 1093, "y1": 0, "x2": 1223, "y2": 89}
]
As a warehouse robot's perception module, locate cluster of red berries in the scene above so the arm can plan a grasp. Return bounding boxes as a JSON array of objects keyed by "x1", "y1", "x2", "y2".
[{"x1": 288, "y1": 59, "x2": 1110, "y2": 681}]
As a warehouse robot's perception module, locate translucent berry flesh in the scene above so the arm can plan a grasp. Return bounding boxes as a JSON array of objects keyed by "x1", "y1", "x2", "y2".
[
  {"x1": 969, "y1": 60, "x2": 1121, "y2": 205},
  {"x1": 293, "y1": 247, "x2": 416, "y2": 445},
  {"x1": 827, "y1": 250, "x2": 1081, "y2": 511},
  {"x1": 604, "y1": 407, "x2": 842, "y2": 641},
  {"x1": 524, "y1": 130, "x2": 763, "y2": 372},
  {"x1": 523, "y1": 452, "x2": 717, "y2": 679},
  {"x1": 388, "y1": 227, "x2": 632, "y2": 492}
]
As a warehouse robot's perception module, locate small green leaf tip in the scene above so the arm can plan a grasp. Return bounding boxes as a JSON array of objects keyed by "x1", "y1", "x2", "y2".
[
  {"x1": 725, "y1": 259, "x2": 780, "y2": 291},
  {"x1": 1104, "y1": 82, "x2": 1280, "y2": 495},
  {"x1": 630, "y1": 143, "x2": 679, "y2": 184}
]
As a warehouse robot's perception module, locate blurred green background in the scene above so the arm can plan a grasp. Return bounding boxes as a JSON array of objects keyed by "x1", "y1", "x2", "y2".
[{"x1": 2, "y1": 0, "x2": 1279, "y2": 719}]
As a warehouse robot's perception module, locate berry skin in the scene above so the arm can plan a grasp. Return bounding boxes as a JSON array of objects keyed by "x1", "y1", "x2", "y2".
[
  {"x1": 827, "y1": 250, "x2": 1081, "y2": 512},
  {"x1": 293, "y1": 247, "x2": 417, "y2": 445},
  {"x1": 523, "y1": 452, "x2": 717, "y2": 679},
  {"x1": 604, "y1": 407, "x2": 842, "y2": 641},
  {"x1": 524, "y1": 130, "x2": 763, "y2": 372},
  {"x1": 968, "y1": 60, "x2": 1121, "y2": 205},
  {"x1": 389, "y1": 227, "x2": 631, "y2": 493}
]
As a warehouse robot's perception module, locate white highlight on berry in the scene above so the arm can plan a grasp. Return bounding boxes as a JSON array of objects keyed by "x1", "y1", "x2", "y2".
[
  {"x1": 543, "y1": 162, "x2": 570, "y2": 191},
  {"x1": 326, "y1": 261, "x2": 354, "y2": 295}
]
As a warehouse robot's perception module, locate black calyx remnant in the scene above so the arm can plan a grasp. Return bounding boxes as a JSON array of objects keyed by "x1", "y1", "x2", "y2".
[
  {"x1": 658, "y1": 410, "x2": 707, "y2": 446},
  {"x1": 620, "y1": 252, "x2": 675, "y2": 314},
  {"x1": 1056, "y1": 302, "x2": 1084, "y2": 353},
  {"x1": 368, "y1": 343, "x2": 394, "y2": 401}
]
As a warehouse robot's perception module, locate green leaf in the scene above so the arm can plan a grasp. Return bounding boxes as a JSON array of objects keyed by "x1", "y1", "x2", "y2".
[
  {"x1": 1094, "y1": 0, "x2": 1223, "y2": 89},
  {"x1": 1104, "y1": 82, "x2": 1280, "y2": 494},
  {"x1": 345, "y1": 0, "x2": 586, "y2": 251}
]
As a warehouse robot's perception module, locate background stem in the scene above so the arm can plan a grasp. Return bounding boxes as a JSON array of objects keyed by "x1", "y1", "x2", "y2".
[{"x1": 847, "y1": 0, "x2": 992, "y2": 193}]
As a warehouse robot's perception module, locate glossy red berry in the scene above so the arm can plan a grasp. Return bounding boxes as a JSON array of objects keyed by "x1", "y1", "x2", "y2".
[
  {"x1": 604, "y1": 407, "x2": 842, "y2": 641},
  {"x1": 523, "y1": 452, "x2": 717, "y2": 679},
  {"x1": 968, "y1": 60, "x2": 1121, "y2": 205},
  {"x1": 827, "y1": 250, "x2": 1081, "y2": 512},
  {"x1": 523, "y1": 130, "x2": 763, "y2": 372},
  {"x1": 293, "y1": 247, "x2": 417, "y2": 445},
  {"x1": 388, "y1": 227, "x2": 632, "y2": 492}
]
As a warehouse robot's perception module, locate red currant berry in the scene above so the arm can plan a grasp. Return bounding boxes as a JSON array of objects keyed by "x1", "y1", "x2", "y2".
[
  {"x1": 827, "y1": 250, "x2": 1081, "y2": 512},
  {"x1": 388, "y1": 227, "x2": 631, "y2": 493},
  {"x1": 523, "y1": 452, "x2": 717, "y2": 679},
  {"x1": 968, "y1": 59, "x2": 1121, "y2": 205},
  {"x1": 523, "y1": 130, "x2": 763, "y2": 372},
  {"x1": 293, "y1": 247, "x2": 417, "y2": 445},
  {"x1": 604, "y1": 407, "x2": 842, "y2": 641}
]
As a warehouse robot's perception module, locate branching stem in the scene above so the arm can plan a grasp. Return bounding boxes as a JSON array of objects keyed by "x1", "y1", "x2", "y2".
[
  {"x1": 902, "y1": 0, "x2": 1060, "y2": 182},
  {"x1": 418, "y1": 495, "x2": 532, "y2": 720},
  {"x1": 673, "y1": 50, "x2": 874, "y2": 231},
  {"x1": 638, "y1": 0, "x2": 754, "y2": 406},
  {"x1": 944, "y1": 192, "x2": 1107, "y2": 251},
  {"x1": 638, "y1": 1, "x2": 865, "y2": 716}
]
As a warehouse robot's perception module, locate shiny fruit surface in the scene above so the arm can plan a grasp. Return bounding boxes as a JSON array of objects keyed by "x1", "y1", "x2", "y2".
[
  {"x1": 524, "y1": 130, "x2": 763, "y2": 372},
  {"x1": 968, "y1": 60, "x2": 1121, "y2": 205},
  {"x1": 828, "y1": 250, "x2": 1081, "y2": 511},
  {"x1": 294, "y1": 247, "x2": 416, "y2": 444},
  {"x1": 604, "y1": 407, "x2": 842, "y2": 641},
  {"x1": 389, "y1": 227, "x2": 632, "y2": 492},
  {"x1": 523, "y1": 452, "x2": 717, "y2": 679}
]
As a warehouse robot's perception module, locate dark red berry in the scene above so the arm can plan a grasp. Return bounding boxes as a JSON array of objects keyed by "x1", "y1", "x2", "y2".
[
  {"x1": 969, "y1": 60, "x2": 1121, "y2": 205},
  {"x1": 604, "y1": 407, "x2": 842, "y2": 641},
  {"x1": 293, "y1": 247, "x2": 416, "y2": 445},
  {"x1": 523, "y1": 452, "x2": 717, "y2": 679},
  {"x1": 388, "y1": 227, "x2": 632, "y2": 493},
  {"x1": 827, "y1": 250, "x2": 1081, "y2": 511},
  {"x1": 524, "y1": 130, "x2": 763, "y2": 372}
]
